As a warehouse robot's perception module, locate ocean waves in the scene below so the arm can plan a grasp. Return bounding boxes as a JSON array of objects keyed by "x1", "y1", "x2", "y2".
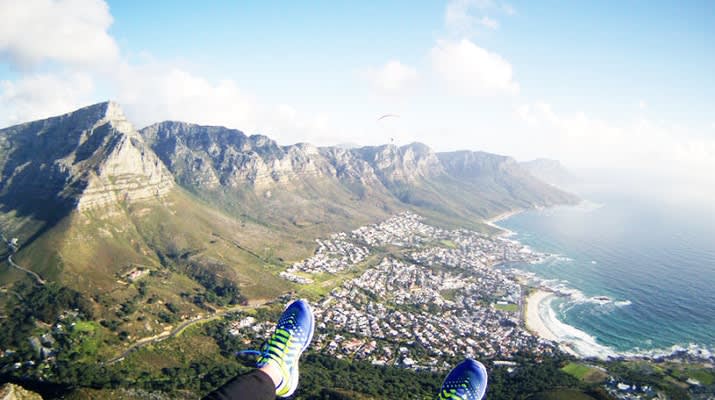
[
  {"x1": 499, "y1": 198, "x2": 715, "y2": 362},
  {"x1": 534, "y1": 291, "x2": 715, "y2": 360},
  {"x1": 511, "y1": 266, "x2": 715, "y2": 361}
]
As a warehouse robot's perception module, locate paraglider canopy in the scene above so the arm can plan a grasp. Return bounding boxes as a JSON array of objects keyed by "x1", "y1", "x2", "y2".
[{"x1": 377, "y1": 114, "x2": 400, "y2": 121}]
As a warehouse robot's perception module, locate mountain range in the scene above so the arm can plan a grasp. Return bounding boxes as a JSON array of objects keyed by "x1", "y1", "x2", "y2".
[
  {"x1": 520, "y1": 158, "x2": 576, "y2": 189},
  {"x1": 0, "y1": 101, "x2": 577, "y2": 319}
]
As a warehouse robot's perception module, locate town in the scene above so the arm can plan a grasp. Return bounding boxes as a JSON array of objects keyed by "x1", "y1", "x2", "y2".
[{"x1": 244, "y1": 212, "x2": 557, "y2": 368}]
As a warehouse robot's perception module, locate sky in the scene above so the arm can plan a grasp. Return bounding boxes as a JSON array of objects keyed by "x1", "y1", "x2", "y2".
[{"x1": 0, "y1": 0, "x2": 714, "y2": 186}]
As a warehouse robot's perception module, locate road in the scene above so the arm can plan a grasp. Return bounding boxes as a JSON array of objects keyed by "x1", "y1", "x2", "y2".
[
  {"x1": 105, "y1": 301, "x2": 266, "y2": 365},
  {"x1": 7, "y1": 256, "x2": 45, "y2": 285},
  {"x1": 1, "y1": 231, "x2": 45, "y2": 285},
  {"x1": 0, "y1": 287, "x2": 24, "y2": 301}
]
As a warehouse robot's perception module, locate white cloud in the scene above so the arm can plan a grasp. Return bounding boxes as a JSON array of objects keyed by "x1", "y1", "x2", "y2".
[
  {"x1": 478, "y1": 16, "x2": 500, "y2": 30},
  {"x1": 114, "y1": 63, "x2": 258, "y2": 132},
  {"x1": 0, "y1": 72, "x2": 94, "y2": 125},
  {"x1": 639, "y1": 100, "x2": 648, "y2": 110},
  {"x1": 431, "y1": 39, "x2": 519, "y2": 95},
  {"x1": 267, "y1": 104, "x2": 337, "y2": 145},
  {"x1": 0, "y1": 0, "x2": 119, "y2": 70},
  {"x1": 0, "y1": 0, "x2": 352, "y2": 144},
  {"x1": 514, "y1": 101, "x2": 715, "y2": 179},
  {"x1": 445, "y1": 0, "x2": 511, "y2": 34},
  {"x1": 363, "y1": 60, "x2": 418, "y2": 94},
  {"x1": 113, "y1": 62, "x2": 342, "y2": 146}
]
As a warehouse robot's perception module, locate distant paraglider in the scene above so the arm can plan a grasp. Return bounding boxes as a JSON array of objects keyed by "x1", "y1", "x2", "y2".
[
  {"x1": 377, "y1": 114, "x2": 400, "y2": 121},
  {"x1": 377, "y1": 114, "x2": 400, "y2": 146}
]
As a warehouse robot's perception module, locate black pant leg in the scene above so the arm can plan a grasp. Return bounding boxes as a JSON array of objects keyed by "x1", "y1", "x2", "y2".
[{"x1": 203, "y1": 369, "x2": 275, "y2": 400}]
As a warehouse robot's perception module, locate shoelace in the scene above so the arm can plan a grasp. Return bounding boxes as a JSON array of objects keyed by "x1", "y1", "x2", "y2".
[
  {"x1": 437, "y1": 389, "x2": 467, "y2": 399},
  {"x1": 237, "y1": 328, "x2": 293, "y2": 384}
]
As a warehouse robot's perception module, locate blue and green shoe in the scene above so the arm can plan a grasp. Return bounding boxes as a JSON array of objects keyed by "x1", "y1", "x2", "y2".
[
  {"x1": 256, "y1": 299, "x2": 315, "y2": 397},
  {"x1": 436, "y1": 358, "x2": 488, "y2": 400}
]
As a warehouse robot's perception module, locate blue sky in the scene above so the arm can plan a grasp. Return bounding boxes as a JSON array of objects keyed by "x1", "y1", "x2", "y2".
[{"x1": 0, "y1": 0, "x2": 713, "y2": 180}]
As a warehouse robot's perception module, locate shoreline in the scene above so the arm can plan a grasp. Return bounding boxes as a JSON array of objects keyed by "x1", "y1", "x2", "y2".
[
  {"x1": 524, "y1": 289, "x2": 558, "y2": 341},
  {"x1": 484, "y1": 209, "x2": 523, "y2": 235},
  {"x1": 524, "y1": 289, "x2": 581, "y2": 357},
  {"x1": 490, "y1": 204, "x2": 715, "y2": 363}
]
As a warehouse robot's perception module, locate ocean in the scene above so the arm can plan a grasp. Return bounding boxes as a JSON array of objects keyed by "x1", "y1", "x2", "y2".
[{"x1": 497, "y1": 184, "x2": 715, "y2": 359}]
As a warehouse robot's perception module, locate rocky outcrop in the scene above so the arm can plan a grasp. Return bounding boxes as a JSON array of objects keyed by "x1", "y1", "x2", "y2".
[
  {"x1": 74, "y1": 103, "x2": 174, "y2": 209},
  {"x1": 140, "y1": 123, "x2": 451, "y2": 199},
  {"x1": 520, "y1": 158, "x2": 575, "y2": 187},
  {"x1": 0, "y1": 102, "x2": 174, "y2": 217},
  {"x1": 0, "y1": 101, "x2": 578, "y2": 229},
  {"x1": 438, "y1": 150, "x2": 516, "y2": 178},
  {"x1": 141, "y1": 122, "x2": 341, "y2": 191},
  {"x1": 0, "y1": 383, "x2": 43, "y2": 400},
  {"x1": 139, "y1": 120, "x2": 578, "y2": 217},
  {"x1": 355, "y1": 143, "x2": 444, "y2": 187},
  {"x1": 319, "y1": 147, "x2": 381, "y2": 186},
  {"x1": 438, "y1": 151, "x2": 579, "y2": 206}
]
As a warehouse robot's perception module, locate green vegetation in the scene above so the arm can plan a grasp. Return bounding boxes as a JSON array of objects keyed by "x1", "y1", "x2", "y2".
[
  {"x1": 562, "y1": 362, "x2": 607, "y2": 384},
  {"x1": 562, "y1": 362, "x2": 591, "y2": 378},
  {"x1": 530, "y1": 389, "x2": 598, "y2": 400},
  {"x1": 673, "y1": 366, "x2": 714, "y2": 385},
  {"x1": 604, "y1": 359, "x2": 715, "y2": 399},
  {"x1": 19, "y1": 281, "x2": 94, "y2": 321},
  {"x1": 174, "y1": 260, "x2": 247, "y2": 306},
  {"x1": 439, "y1": 288, "x2": 459, "y2": 301},
  {"x1": 439, "y1": 239, "x2": 457, "y2": 249},
  {"x1": 0, "y1": 281, "x2": 94, "y2": 351},
  {"x1": 494, "y1": 303, "x2": 519, "y2": 312},
  {"x1": 3, "y1": 304, "x2": 713, "y2": 400}
]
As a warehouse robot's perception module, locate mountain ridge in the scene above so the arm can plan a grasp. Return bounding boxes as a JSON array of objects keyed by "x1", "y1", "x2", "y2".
[
  {"x1": 0, "y1": 102, "x2": 173, "y2": 219},
  {"x1": 0, "y1": 101, "x2": 578, "y2": 322},
  {"x1": 138, "y1": 118, "x2": 578, "y2": 225},
  {"x1": 520, "y1": 158, "x2": 576, "y2": 188}
]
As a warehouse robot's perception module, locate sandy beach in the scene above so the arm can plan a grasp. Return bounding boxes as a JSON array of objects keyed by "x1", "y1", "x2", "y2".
[
  {"x1": 484, "y1": 209, "x2": 523, "y2": 235},
  {"x1": 525, "y1": 289, "x2": 559, "y2": 341}
]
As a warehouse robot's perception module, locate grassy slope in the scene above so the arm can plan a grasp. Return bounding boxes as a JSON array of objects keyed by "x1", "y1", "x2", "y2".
[
  {"x1": 562, "y1": 362, "x2": 608, "y2": 384},
  {"x1": 0, "y1": 187, "x2": 301, "y2": 350},
  {"x1": 10, "y1": 188, "x2": 294, "y2": 300},
  {"x1": 530, "y1": 389, "x2": 597, "y2": 400}
]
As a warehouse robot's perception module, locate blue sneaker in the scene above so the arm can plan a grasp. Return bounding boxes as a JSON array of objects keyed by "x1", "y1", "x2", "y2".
[
  {"x1": 436, "y1": 359, "x2": 488, "y2": 400},
  {"x1": 257, "y1": 299, "x2": 315, "y2": 397}
]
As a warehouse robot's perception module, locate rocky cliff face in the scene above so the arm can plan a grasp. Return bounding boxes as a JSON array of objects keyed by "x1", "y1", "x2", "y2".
[
  {"x1": 520, "y1": 158, "x2": 575, "y2": 187},
  {"x1": 438, "y1": 150, "x2": 579, "y2": 206},
  {"x1": 141, "y1": 122, "x2": 337, "y2": 191},
  {"x1": 139, "y1": 120, "x2": 578, "y2": 220},
  {"x1": 141, "y1": 122, "x2": 451, "y2": 195},
  {"x1": 319, "y1": 147, "x2": 381, "y2": 186},
  {"x1": 0, "y1": 102, "x2": 578, "y2": 233},
  {"x1": 354, "y1": 143, "x2": 444, "y2": 188},
  {"x1": 0, "y1": 102, "x2": 173, "y2": 221},
  {"x1": 0, "y1": 383, "x2": 43, "y2": 400},
  {"x1": 438, "y1": 150, "x2": 516, "y2": 178}
]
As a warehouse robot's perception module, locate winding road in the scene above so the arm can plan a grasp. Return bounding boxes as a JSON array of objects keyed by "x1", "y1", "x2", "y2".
[
  {"x1": 7, "y1": 255, "x2": 45, "y2": 285},
  {"x1": 105, "y1": 301, "x2": 266, "y2": 365},
  {"x1": 1, "y1": 231, "x2": 45, "y2": 285}
]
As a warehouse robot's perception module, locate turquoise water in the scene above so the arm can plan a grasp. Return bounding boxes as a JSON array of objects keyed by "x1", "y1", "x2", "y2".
[{"x1": 498, "y1": 188, "x2": 715, "y2": 358}]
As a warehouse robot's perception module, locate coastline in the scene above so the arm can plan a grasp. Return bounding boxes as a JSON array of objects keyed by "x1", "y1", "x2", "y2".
[
  {"x1": 484, "y1": 209, "x2": 523, "y2": 236},
  {"x1": 525, "y1": 289, "x2": 581, "y2": 357},
  {"x1": 524, "y1": 289, "x2": 558, "y2": 341},
  {"x1": 501, "y1": 204, "x2": 715, "y2": 363}
]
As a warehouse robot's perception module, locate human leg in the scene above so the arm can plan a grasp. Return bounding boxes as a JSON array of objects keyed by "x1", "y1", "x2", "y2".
[
  {"x1": 203, "y1": 369, "x2": 276, "y2": 400},
  {"x1": 203, "y1": 299, "x2": 315, "y2": 400}
]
